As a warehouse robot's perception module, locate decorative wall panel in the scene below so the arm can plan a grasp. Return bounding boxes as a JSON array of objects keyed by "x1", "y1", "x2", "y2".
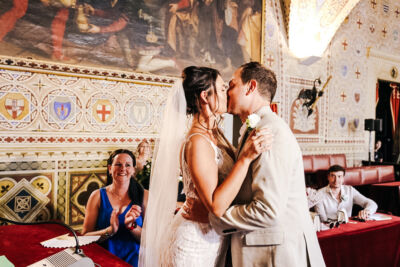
[
  {"x1": 0, "y1": 61, "x2": 173, "y2": 228},
  {"x1": 0, "y1": 173, "x2": 54, "y2": 223}
]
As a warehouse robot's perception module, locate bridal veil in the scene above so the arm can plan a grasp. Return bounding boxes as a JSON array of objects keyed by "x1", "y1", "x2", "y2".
[{"x1": 139, "y1": 79, "x2": 188, "y2": 266}]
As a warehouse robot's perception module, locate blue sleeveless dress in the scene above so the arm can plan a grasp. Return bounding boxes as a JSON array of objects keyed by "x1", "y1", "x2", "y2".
[{"x1": 96, "y1": 188, "x2": 143, "y2": 267}]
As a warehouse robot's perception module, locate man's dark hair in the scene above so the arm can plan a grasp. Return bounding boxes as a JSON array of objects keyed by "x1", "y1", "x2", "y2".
[
  {"x1": 328, "y1": 165, "x2": 346, "y2": 176},
  {"x1": 240, "y1": 61, "x2": 277, "y2": 102}
]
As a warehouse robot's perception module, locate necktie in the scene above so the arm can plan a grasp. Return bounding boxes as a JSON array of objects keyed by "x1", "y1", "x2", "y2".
[{"x1": 238, "y1": 129, "x2": 250, "y2": 154}]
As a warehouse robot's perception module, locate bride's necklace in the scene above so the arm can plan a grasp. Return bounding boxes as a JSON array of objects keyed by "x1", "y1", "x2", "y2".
[
  {"x1": 192, "y1": 124, "x2": 218, "y2": 141},
  {"x1": 192, "y1": 124, "x2": 213, "y2": 132},
  {"x1": 197, "y1": 120, "x2": 215, "y2": 131},
  {"x1": 195, "y1": 113, "x2": 218, "y2": 131}
]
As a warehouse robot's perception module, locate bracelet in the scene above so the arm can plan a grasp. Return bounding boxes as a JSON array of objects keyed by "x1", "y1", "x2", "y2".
[
  {"x1": 128, "y1": 222, "x2": 137, "y2": 231},
  {"x1": 104, "y1": 227, "x2": 114, "y2": 238}
]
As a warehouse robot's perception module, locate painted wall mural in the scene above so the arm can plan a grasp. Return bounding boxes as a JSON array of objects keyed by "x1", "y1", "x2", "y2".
[
  {"x1": 0, "y1": 0, "x2": 263, "y2": 79},
  {"x1": 289, "y1": 78, "x2": 320, "y2": 135}
]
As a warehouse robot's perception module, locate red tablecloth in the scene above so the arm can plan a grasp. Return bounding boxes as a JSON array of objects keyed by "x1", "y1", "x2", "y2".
[
  {"x1": 0, "y1": 223, "x2": 131, "y2": 267},
  {"x1": 317, "y1": 215, "x2": 400, "y2": 267}
]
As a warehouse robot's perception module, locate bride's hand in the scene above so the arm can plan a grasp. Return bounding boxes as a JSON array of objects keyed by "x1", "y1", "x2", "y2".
[
  {"x1": 240, "y1": 128, "x2": 273, "y2": 161},
  {"x1": 181, "y1": 197, "x2": 209, "y2": 223}
]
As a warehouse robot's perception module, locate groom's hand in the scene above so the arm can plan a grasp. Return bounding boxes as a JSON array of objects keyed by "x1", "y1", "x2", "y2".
[{"x1": 182, "y1": 197, "x2": 209, "y2": 223}]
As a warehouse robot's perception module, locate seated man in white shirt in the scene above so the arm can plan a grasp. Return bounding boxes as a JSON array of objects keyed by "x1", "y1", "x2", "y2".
[{"x1": 314, "y1": 165, "x2": 378, "y2": 222}]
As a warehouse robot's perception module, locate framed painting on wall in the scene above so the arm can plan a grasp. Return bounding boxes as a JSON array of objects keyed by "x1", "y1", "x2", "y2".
[{"x1": 0, "y1": 0, "x2": 264, "y2": 79}]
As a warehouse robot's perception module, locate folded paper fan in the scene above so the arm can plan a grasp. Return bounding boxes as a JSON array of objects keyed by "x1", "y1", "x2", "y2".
[{"x1": 41, "y1": 234, "x2": 100, "y2": 248}]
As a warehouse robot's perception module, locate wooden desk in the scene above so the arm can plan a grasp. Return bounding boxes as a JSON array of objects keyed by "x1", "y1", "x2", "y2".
[
  {"x1": 0, "y1": 223, "x2": 131, "y2": 267},
  {"x1": 317, "y1": 216, "x2": 400, "y2": 267}
]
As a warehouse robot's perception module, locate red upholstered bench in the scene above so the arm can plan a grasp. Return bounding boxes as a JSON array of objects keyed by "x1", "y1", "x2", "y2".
[
  {"x1": 303, "y1": 154, "x2": 347, "y2": 174},
  {"x1": 344, "y1": 166, "x2": 396, "y2": 205},
  {"x1": 344, "y1": 165, "x2": 395, "y2": 185},
  {"x1": 303, "y1": 154, "x2": 395, "y2": 188}
]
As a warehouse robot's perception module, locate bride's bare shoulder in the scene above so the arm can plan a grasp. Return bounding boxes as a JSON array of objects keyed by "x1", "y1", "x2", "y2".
[
  {"x1": 182, "y1": 135, "x2": 215, "y2": 166},
  {"x1": 185, "y1": 134, "x2": 214, "y2": 152}
]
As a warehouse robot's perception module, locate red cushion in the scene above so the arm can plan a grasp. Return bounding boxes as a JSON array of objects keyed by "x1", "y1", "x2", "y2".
[
  {"x1": 377, "y1": 165, "x2": 395, "y2": 183},
  {"x1": 361, "y1": 167, "x2": 379, "y2": 185},
  {"x1": 303, "y1": 154, "x2": 347, "y2": 173},
  {"x1": 303, "y1": 155, "x2": 313, "y2": 173},
  {"x1": 329, "y1": 154, "x2": 347, "y2": 168},
  {"x1": 344, "y1": 166, "x2": 394, "y2": 186},
  {"x1": 312, "y1": 155, "x2": 331, "y2": 172},
  {"x1": 344, "y1": 168, "x2": 362, "y2": 186}
]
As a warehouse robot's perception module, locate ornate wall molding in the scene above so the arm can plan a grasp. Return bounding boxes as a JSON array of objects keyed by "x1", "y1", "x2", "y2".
[
  {"x1": 0, "y1": 56, "x2": 176, "y2": 85},
  {"x1": 368, "y1": 48, "x2": 400, "y2": 65}
]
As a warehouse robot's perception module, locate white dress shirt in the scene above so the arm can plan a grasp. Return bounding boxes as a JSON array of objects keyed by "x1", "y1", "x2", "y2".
[{"x1": 314, "y1": 185, "x2": 378, "y2": 222}]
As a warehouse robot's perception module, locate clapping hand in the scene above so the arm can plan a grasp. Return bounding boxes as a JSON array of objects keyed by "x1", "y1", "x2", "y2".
[
  {"x1": 241, "y1": 128, "x2": 273, "y2": 161},
  {"x1": 110, "y1": 209, "x2": 120, "y2": 235},
  {"x1": 125, "y1": 205, "x2": 142, "y2": 229}
]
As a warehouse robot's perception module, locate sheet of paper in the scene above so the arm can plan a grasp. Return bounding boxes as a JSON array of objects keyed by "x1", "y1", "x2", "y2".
[
  {"x1": 41, "y1": 234, "x2": 100, "y2": 248},
  {"x1": 368, "y1": 213, "x2": 392, "y2": 221},
  {"x1": 0, "y1": 255, "x2": 15, "y2": 267}
]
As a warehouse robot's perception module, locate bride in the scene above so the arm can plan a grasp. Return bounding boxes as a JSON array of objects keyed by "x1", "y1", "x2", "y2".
[{"x1": 139, "y1": 66, "x2": 271, "y2": 266}]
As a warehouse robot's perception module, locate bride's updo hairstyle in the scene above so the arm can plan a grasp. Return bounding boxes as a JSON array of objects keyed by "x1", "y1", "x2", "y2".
[{"x1": 182, "y1": 66, "x2": 220, "y2": 115}]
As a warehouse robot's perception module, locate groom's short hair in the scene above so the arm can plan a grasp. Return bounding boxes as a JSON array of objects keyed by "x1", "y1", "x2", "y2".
[{"x1": 240, "y1": 62, "x2": 277, "y2": 102}]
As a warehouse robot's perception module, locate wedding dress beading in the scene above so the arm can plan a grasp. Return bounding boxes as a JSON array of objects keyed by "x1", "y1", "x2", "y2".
[{"x1": 162, "y1": 133, "x2": 235, "y2": 267}]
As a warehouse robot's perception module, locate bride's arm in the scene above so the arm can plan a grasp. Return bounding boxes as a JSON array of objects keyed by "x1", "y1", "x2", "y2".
[{"x1": 187, "y1": 131, "x2": 270, "y2": 218}]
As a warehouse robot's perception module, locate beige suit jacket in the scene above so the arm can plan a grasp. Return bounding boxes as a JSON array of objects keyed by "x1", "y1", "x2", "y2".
[{"x1": 210, "y1": 106, "x2": 325, "y2": 267}]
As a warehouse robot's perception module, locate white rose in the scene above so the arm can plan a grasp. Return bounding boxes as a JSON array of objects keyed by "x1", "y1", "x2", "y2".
[{"x1": 246, "y1": 114, "x2": 261, "y2": 130}]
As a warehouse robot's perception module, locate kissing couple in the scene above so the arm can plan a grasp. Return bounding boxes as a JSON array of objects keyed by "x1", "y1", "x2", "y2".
[{"x1": 139, "y1": 62, "x2": 325, "y2": 267}]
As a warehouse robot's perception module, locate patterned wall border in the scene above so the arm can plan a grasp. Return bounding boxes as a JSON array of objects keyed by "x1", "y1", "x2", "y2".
[
  {"x1": 0, "y1": 135, "x2": 156, "y2": 146},
  {"x1": 0, "y1": 56, "x2": 176, "y2": 85}
]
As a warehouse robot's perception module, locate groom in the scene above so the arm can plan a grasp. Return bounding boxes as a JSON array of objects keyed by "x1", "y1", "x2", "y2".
[{"x1": 209, "y1": 62, "x2": 326, "y2": 266}]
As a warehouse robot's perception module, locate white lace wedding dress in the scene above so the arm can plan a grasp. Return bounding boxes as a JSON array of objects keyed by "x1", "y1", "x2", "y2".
[{"x1": 162, "y1": 133, "x2": 235, "y2": 267}]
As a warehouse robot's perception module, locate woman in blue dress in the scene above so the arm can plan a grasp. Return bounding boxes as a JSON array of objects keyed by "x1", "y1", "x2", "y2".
[{"x1": 82, "y1": 149, "x2": 148, "y2": 267}]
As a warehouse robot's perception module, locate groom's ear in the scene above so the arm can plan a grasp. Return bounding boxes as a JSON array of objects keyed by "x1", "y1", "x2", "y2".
[{"x1": 245, "y1": 80, "x2": 257, "y2": 96}]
